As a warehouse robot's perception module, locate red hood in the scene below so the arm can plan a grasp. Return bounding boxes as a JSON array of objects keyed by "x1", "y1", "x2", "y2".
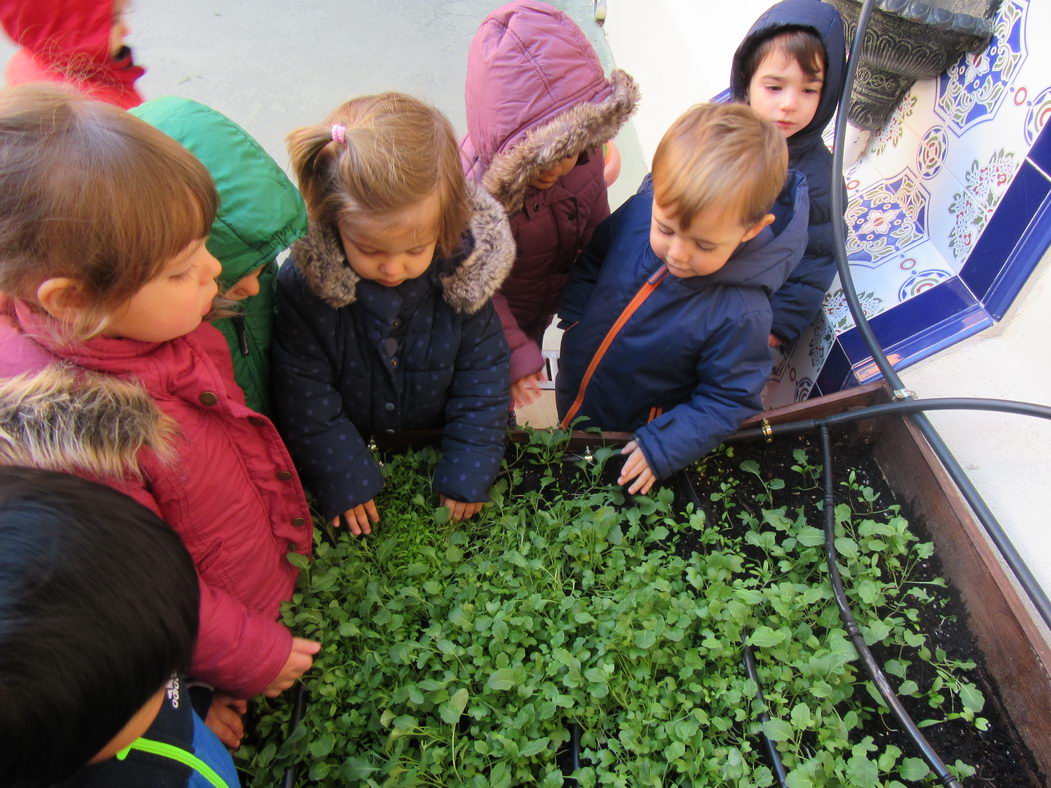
[{"x1": 1, "y1": 0, "x2": 114, "y2": 69}]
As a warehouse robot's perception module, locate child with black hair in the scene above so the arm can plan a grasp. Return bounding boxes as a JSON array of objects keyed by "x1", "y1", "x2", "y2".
[
  {"x1": 731, "y1": 0, "x2": 846, "y2": 348},
  {"x1": 0, "y1": 467, "x2": 239, "y2": 788}
]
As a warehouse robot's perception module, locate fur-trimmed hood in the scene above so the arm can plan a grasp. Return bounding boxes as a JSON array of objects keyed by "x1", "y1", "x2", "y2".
[
  {"x1": 0, "y1": 364, "x2": 174, "y2": 481},
  {"x1": 460, "y1": 0, "x2": 640, "y2": 212},
  {"x1": 289, "y1": 182, "x2": 515, "y2": 314}
]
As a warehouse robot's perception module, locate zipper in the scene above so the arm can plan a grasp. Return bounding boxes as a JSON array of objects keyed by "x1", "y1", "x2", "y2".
[{"x1": 116, "y1": 736, "x2": 230, "y2": 788}]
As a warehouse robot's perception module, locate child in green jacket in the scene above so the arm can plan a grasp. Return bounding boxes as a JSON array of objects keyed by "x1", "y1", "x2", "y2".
[{"x1": 131, "y1": 97, "x2": 307, "y2": 414}]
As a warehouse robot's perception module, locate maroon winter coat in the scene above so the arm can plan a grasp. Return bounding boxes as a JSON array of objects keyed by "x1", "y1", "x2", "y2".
[
  {"x1": 459, "y1": 0, "x2": 639, "y2": 382},
  {"x1": 0, "y1": 299, "x2": 312, "y2": 698}
]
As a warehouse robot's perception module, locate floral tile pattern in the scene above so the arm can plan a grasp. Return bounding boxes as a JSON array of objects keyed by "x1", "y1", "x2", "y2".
[
  {"x1": 844, "y1": 169, "x2": 930, "y2": 267},
  {"x1": 765, "y1": 0, "x2": 1049, "y2": 409},
  {"x1": 947, "y1": 149, "x2": 1018, "y2": 262},
  {"x1": 934, "y1": 0, "x2": 1028, "y2": 136}
]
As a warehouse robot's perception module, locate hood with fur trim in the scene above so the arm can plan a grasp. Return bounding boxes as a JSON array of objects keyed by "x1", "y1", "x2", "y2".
[
  {"x1": 0, "y1": 365, "x2": 174, "y2": 481},
  {"x1": 289, "y1": 182, "x2": 515, "y2": 314},
  {"x1": 460, "y1": 0, "x2": 640, "y2": 212}
]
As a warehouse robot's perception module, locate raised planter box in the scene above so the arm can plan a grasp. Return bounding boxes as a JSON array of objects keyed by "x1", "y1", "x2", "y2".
[{"x1": 240, "y1": 383, "x2": 1049, "y2": 784}]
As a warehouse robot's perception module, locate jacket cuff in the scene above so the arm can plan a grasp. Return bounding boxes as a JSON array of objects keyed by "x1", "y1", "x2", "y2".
[
  {"x1": 314, "y1": 450, "x2": 386, "y2": 520},
  {"x1": 509, "y1": 341, "x2": 545, "y2": 383}
]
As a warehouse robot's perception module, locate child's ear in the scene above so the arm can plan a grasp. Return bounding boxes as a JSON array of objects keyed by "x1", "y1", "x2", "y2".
[
  {"x1": 741, "y1": 213, "x2": 775, "y2": 243},
  {"x1": 36, "y1": 278, "x2": 90, "y2": 321}
]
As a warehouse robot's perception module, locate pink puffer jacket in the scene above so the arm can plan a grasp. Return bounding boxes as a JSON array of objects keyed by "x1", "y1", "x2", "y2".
[
  {"x1": 459, "y1": 0, "x2": 639, "y2": 382},
  {"x1": 0, "y1": 299, "x2": 312, "y2": 698}
]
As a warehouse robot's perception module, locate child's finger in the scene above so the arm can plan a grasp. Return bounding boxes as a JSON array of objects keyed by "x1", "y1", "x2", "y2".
[
  {"x1": 621, "y1": 439, "x2": 638, "y2": 455},
  {"x1": 365, "y1": 499, "x2": 380, "y2": 524},
  {"x1": 356, "y1": 505, "x2": 372, "y2": 535}
]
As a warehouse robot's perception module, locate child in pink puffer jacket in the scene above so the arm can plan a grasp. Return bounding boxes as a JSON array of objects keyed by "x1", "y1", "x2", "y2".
[{"x1": 459, "y1": 0, "x2": 639, "y2": 409}]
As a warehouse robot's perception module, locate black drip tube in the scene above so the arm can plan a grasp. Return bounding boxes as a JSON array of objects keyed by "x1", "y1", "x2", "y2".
[
  {"x1": 828, "y1": 0, "x2": 1051, "y2": 635},
  {"x1": 728, "y1": 396, "x2": 1051, "y2": 630},
  {"x1": 742, "y1": 639, "x2": 789, "y2": 786},
  {"x1": 282, "y1": 683, "x2": 308, "y2": 788},
  {"x1": 819, "y1": 425, "x2": 962, "y2": 787}
]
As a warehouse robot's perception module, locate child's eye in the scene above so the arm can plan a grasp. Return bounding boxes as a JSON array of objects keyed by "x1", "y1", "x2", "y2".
[
  {"x1": 170, "y1": 268, "x2": 193, "y2": 281},
  {"x1": 656, "y1": 224, "x2": 673, "y2": 236},
  {"x1": 407, "y1": 246, "x2": 430, "y2": 256}
]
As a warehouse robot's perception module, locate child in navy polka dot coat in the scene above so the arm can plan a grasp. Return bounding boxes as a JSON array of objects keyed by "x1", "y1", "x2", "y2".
[{"x1": 273, "y1": 93, "x2": 515, "y2": 534}]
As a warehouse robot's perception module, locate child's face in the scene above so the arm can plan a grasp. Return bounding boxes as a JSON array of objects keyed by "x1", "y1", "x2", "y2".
[
  {"x1": 649, "y1": 200, "x2": 771, "y2": 279},
  {"x1": 747, "y1": 50, "x2": 823, "y2": 138},
  {"x1": 109, "y1": 0, "x2": 131, "y2": 57},
  {"x1": 338, "y1": 191, "x2": 441, "y2": 288},
  {"x1": 102, "y1": 238, "x2": 221, "y2": 342},
  {"x1": 224, "y1": 266, "x2": 267, "y2": 301},
  {"x1": 528, "y1": 154, "x2": 580, "y2": 190}
]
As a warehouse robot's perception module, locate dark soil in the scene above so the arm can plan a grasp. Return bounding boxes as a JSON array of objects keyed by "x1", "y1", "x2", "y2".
[{"x1": 680, "y1": 432, "x2": 1045, "y2": 787}]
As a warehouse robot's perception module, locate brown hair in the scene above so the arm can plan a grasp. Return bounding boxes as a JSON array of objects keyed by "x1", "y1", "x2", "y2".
[
  {"x1": 0, "y1": 84, "x2": 217, "y2": 338},
  {"x1": 287, "y1": 92, "x2": 470, "y2": 257},
  {"x1": 743, "y1": 27, "x2": 826, "y2": 87},
  {"x1": 651, "y1": 102, "x2": 787, "y2": 229}
]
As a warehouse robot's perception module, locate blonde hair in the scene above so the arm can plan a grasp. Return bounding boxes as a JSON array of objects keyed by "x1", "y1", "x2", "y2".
[
  {"x1": 287, "y1": 92, "x2": 470, "y2": 257},
  {"x1": 0, "y1": 84, "x2": 218, "y2": 338},
  {"x1": 652, "y1": 103, "x2": 787, "y2": 229}
]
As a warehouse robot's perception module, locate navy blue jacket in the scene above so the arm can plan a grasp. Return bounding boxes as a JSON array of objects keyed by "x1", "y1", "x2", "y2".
[
  {"x1": 271, "y1": 187, "x2": 515, "y2": 516},
  {"x1": 60, "y1": 677, "x2": 239, "y2": 788},
  {"x1": 731, "y1": 0, "x2": 846, "y2": 344},
  {"x1": 556, "y1": 173, "x2": 809, "y2": 479}
]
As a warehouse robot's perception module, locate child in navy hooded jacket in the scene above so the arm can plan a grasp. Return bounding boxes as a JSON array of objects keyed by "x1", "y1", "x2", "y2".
[
  {"x1": 556, "y1": 104, "x2": 808, "y2": 492},
  {"x1": 731, "y1": 0, "x2": 847, "y2": 347}
]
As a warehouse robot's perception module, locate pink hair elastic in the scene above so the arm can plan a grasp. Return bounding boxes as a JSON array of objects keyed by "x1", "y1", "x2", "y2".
[{"x1": 331, "y1": 124, "x2": 347, "y2": 144}]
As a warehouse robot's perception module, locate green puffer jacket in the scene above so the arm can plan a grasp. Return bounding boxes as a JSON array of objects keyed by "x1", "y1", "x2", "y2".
[{"x1": 131, "y1": 97, "x2": 307, "y2": 414}]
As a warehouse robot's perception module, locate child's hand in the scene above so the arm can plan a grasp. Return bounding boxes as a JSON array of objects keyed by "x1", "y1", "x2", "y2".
[
  {"x1": 204, "y1": 692, "x2": 247, "y2": 750},
  {"x1": 768, "y1": 333, "x2": 782, "y2": 348},
  {"x1": 440, "y1": 496, "x2": 485, "y2": 521},
  {"x1": 618, "y1": 440, "x2": 656, "y2": 495},
  {"x1": 262, "y1": 637, "x2": 321, "y2": 698},
  {"x1": 331, "y1": 499, "x2": 380, "y2": 536},
  {"x1": 511, "y1": 371, "x2": 546, "y2": 408}
]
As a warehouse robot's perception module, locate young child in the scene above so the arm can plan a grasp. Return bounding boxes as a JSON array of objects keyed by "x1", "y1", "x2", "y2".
[
  {"x1": 0, "y1": 467, "x2": 240, "y2": 788},
  {"x1": 556, "y1": 103, "x2": 809, "y2": 493},
  {"x1": 0, "y1": 0, "x2": 145, "y2": 109},
  {"x1": 459, "y1": 0, "x2": 639, "y2": 409},
  {"x1": 273, "y1": 92, "x2": 514, "y2": 535},
  {"x1": 731, "y1": 0, "x2": 846, "y2": 348},
  {"x1": 130, "y1": 96, "x2": 309, "y2": 415},
  {"x1": 0, "y1": 85, "x2": 319, "y2": 706}
]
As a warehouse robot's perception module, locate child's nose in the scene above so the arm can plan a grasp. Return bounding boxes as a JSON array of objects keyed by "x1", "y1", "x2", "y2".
[{"x1": 203, "y1": 251, "x2": 222, "y2": 282}]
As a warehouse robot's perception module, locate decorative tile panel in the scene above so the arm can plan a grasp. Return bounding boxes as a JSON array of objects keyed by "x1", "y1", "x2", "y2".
[
  {"x1": 934, "y1": 0, "x2": 1028, "y2": 136},
  {"x1": 844, "y1": 169, "x2": 930, "y2": 267}
]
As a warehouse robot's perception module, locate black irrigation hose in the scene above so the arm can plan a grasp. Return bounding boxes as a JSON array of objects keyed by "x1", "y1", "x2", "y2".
[
  {"x1": 742, "y1": 640, "x2": 789, "y2": 787},
  {"x1": 282, "y1": 683, "x2": 308, "y2": 788},
  {"x1": 819, "y1": 425, "x2": 962, "y2": 788},
  {"x1": 727, "y1": 396, "x2": 1051, "y2": 631},
  {"x1": 829, "y1": 0, "x2": 1051, "y2": 638}
]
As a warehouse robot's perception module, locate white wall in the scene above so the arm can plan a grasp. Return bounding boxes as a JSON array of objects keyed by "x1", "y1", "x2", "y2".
[{"x1": 603, "y1": 0, "x2": 766, "y2": 162}]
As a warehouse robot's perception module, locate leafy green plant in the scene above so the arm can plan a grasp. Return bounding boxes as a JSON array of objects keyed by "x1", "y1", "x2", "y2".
[{"x1": 236, "y1": 438, "x2": 986, "y2": 787}]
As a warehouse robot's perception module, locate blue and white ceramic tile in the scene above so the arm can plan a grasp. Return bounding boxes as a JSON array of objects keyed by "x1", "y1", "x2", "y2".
[{"x1": 767, "y1": 0, "x2": 1050, "y2": 409}]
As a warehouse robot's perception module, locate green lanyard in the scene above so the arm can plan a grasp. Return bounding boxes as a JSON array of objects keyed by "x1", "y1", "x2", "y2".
[{"x1": 116, "y1": 736, "x2": 231, "y2": 788}]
